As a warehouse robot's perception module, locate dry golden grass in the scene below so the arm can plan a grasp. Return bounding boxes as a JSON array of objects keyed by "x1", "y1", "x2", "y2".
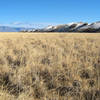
[{"x1": 0, "y1": 32, "x2": 100, "y2": 100}]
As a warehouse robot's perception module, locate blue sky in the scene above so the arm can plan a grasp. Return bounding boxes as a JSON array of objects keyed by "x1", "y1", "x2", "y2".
[{"x1": 0, "y1": 0, "x2": 100, "y2": 27}]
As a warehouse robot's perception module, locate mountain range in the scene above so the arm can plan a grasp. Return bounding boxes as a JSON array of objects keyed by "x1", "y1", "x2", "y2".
[
  {"x1": 1, "y1": 21, "x2": 100, "y2": 32},
  {"x1": 0, "y1": 26, "x2": 33, "y2": 32},
  {"x1": 28, "y1": 21, "x2": 100, "y2": 33}
]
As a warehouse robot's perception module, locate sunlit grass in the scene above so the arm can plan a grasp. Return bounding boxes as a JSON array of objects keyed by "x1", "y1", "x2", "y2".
[{"x1": 0, "y1": 32, "x2": 100, "y2": 100}]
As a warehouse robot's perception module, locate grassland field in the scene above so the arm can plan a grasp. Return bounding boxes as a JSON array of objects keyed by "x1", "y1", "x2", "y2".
[{"x1": 0, "y1": 32, "x2": 100, "y2": 100}]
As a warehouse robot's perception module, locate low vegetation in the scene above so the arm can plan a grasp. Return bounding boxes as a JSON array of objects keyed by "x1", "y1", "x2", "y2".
[{"x1": 0, "y1": 32, "x2": 100, "y2": 100}]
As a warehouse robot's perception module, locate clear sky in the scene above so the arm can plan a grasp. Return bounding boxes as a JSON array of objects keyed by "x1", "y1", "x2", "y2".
[{"x1": 0, "y1": 0, "x2": 100, "y2": 27}]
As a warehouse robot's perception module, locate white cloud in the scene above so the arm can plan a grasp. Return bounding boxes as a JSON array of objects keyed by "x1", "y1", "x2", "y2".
[
  {"x1": 0, "y1": 22, "x2": 59, "y2": 29},
  {"x1": 11, "y1": 22, "x2": 23, "y2": 25}
]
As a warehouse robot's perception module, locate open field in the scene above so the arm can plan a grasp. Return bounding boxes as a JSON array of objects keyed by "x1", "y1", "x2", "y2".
[{"x1": 0, "y1": 32, "x2": 100, "y2": 100}]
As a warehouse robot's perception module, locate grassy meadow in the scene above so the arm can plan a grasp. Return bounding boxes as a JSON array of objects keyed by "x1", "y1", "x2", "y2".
[{"x1": 0, "y1": 32, "x2": 100, "y2": 100}]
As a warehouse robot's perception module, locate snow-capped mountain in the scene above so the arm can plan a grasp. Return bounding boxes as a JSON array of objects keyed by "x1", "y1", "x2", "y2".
[
  {"x1": 30, "y1": 21, "x2": 100, "y2": 32},
  {"x1": 1, "y1": 21, "x2": 100, "y2": 32},
  {"x1": 0, "y1": 26, "x2": 33, "y2": 32}
]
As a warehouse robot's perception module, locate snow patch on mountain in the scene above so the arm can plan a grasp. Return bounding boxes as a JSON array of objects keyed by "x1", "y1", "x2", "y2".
[{"x1": 20, "y1": 21, "x2": 100, "y2": 33}]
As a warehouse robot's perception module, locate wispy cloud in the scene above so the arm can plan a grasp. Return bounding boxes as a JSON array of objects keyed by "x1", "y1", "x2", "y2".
[
  {"x1": 0, "y1": 22, "x2": 59, "y2": 29},
  {"x1": 8, "y1": 22, "x2": 59, "y2": 28}
]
